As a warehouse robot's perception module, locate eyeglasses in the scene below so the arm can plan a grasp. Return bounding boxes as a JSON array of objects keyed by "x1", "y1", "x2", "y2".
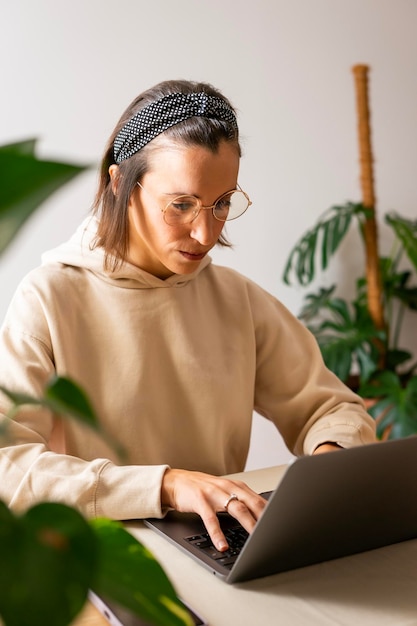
[{"x1": 136, "y1": 182, "x2": 252, "y2": 226}]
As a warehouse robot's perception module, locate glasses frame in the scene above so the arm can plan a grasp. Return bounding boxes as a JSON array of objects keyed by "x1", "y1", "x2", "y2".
[{"x1": 136, "y1": 182, "x2": 252, "y2": 225}]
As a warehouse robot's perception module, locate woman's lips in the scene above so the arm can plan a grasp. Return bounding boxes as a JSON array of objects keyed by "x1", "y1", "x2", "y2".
[{"x1": 179, "y1": 250, "x2": 207, "y2": 261}]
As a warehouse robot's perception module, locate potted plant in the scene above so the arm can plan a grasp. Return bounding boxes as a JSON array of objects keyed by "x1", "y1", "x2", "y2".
[
  {"x1": 282, "y1": 65, "x2": 417, "y2": 440},
  {"x1": 0, "y1": 139, "x2": 192, "y2": 626}
]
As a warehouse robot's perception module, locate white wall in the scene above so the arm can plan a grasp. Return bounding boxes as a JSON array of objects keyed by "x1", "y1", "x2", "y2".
[{"x1": 1, "y1": 0, "x2": 416, "y2": 469}]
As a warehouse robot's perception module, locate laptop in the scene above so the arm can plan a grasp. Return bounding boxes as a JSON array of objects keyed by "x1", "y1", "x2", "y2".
[{"x1": 144, "y1": 436, "x2": 417, "y2": 584}]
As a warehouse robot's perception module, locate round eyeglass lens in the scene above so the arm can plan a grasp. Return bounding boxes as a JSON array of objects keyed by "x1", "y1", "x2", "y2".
[
  {"x1": 164, "y1": 197, "x2": 200, "y2": 225},
  {"x1": 213, "y1": 190, "x2": 250, "y2": 221},
  {"x1": 164, "y1": 190, "x2": 250, "y2": 225}
]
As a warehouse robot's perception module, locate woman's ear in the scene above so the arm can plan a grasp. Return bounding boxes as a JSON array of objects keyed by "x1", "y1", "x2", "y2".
[{"x1": 108, "y1": 164, "x2": 120, "y2": 195}]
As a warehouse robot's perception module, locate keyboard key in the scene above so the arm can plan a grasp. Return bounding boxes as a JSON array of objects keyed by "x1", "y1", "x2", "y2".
[{"x1": 185, "y1": 523, "x2": 249, "y2": 569}]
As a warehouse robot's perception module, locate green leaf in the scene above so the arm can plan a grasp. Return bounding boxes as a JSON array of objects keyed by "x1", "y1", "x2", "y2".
[
  {"x1": 43, "y1": 376, "x2": 99, "y2": 430},
  {"x1": 324, "y1": 298, "x2": 354, "y2": 326},
  {"x1": 283, "y1": 202, "x2": 365, "y2": 287},
  {"x1": 320, "y1": 220, "x2": 330, "y2": 271},
  {"x1": 0, "y1": 139, "x2": 38, "y2": 156},
  {"x1": 296, "y1": 279, "x2": 387, "y2": 384},
  {"x1": 386, "y1": 349, "x2": 413, "y2": 370},
  {"x1": 376, "y1": 404, "x2": 397, "y2": 439},
  {"x1": 0, "y1": 377, "x2": 126, "y2": 460},
  {"x1": 318, "y1": 335, "x2": 354, "y2": 382},
  {"x1": 361, "y1": 373, "x2": 417, "y2": 439},
  {"x1": 355, "y1": 345, "x2": 379, "y2": 382},
  {"x1": 0, "y1": 386, "x2": 42, "y2": 408},
  {"x1": 44, "y1": 377, "x2": 126, "y2": 458},
  {"x1": 90, "y1": 519, "x2": 193, "y2": 626},
  {"x1": 360, "y1": 371, "x2": 401, "y2": 399},
  {"x1": 0, "y1": 140, "x2": 88, "y2": 256},
  {"x1": 0, "y1": 501, "x2": 97, "y2": 626},
  {"x1": 386, "y1": 212, "x2": 417, "y2": 273},
  {"x1": 0, "y1": 377, "x2": 99, "y2": 431},
  {"x1": 298, "y1": 285, "x2": 337, "y2": 323}
]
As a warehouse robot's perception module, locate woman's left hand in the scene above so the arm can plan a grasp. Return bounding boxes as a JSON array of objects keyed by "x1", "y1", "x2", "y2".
[{"x1": 313, "y1": 442, "x2": 342, "y2": 454}]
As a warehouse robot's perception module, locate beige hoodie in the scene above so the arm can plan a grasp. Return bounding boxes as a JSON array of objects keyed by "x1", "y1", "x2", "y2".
[{"x1": 0, "y1": 217, "x2": 376, "y2": 519}]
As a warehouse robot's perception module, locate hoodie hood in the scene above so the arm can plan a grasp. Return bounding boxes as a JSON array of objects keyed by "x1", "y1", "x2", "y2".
[{"x1": 41, "y1": 216, "x2": 212, "y2": 289}]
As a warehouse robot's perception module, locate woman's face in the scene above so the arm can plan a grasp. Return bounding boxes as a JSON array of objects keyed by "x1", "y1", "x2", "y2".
[{"x1": 125, "y1": 139, "x2": 240, "y2": 279}]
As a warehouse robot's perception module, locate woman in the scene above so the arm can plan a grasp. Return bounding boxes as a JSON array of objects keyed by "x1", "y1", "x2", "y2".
[{"x1": 0, "y1": 80, "x2": 375, "y2": 552}]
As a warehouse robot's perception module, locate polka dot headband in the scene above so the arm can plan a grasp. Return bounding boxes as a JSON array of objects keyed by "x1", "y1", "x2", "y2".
[{"x1": 113, "y1": 91, "x2": 238, "y2": 163}]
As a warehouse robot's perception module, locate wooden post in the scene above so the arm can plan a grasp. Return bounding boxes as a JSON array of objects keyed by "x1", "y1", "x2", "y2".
[{"x1": 352, "y1": 65, "x2": 386, "y2": 346}]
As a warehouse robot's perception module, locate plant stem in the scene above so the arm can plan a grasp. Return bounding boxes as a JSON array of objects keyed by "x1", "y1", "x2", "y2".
[{"x1": 352, "y1": 64, "x2": 386, "y2": 366}]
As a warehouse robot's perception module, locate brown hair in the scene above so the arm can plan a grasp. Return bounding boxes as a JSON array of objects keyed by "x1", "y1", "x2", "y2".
[{"x1": 92, "y1": 80, "x2": 241, "y2": 270}]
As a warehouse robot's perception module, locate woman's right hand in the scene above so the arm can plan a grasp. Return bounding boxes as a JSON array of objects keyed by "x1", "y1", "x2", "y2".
[{"x1": 161, "y1": 468, "x2": 267, "y2": 552}]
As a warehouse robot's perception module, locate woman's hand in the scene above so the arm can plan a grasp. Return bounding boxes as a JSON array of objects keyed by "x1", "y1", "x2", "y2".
[{"x1": 161, "y1": 469, "x2": 267, "y2": 552}]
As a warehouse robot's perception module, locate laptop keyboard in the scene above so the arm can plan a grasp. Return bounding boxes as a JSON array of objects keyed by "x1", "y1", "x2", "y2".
[{"x1": 185, "y1": 525, "x2": 249, "y2": 570}]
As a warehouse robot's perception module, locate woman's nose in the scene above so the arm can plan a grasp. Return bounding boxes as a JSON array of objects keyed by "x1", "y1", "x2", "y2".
[{"x1": 189, "y1": 208, "x2": 219, "y2": 245}]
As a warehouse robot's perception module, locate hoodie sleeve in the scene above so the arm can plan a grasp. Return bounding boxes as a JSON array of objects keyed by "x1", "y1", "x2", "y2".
[
  {"x1": 1, "y1": 428, "x2": 168, "y2": 519},
  {"x1": 0, "y1": 275, "x2": 169, "y2": 519},
  {"x1": 248, "y1": 281, "x2": 377, "y2": 455}
]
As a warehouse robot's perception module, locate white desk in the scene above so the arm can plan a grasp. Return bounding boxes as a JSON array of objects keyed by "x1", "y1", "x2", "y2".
[{"x1": 75, "y1": 465, "x2": 417, "y2": 626}]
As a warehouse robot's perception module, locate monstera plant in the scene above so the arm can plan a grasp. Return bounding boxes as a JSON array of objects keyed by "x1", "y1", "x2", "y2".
[{"x1": 0, "y1": 139, "x2": 192, "y2": 626}]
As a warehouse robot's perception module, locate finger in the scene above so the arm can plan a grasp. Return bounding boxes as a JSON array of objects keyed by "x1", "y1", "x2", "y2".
[
  {"x1": 240, "y1": 492, "x2": 268, "y2": 521},
  {"x1": 225, "y1": 497, "x2": 263, "y2": 534},
  {"x1": 202, "y1": 490, "x2": 267, "y2": 550},
  {"x1": 220, "y1": 479, "x2": 267, "y2": 514},
  {"x1": 221, "y1": 483, "x2": 267, "y2": 522},
  {"x1": 199, "y1": 506, "x2": 229, "y2": 552}
]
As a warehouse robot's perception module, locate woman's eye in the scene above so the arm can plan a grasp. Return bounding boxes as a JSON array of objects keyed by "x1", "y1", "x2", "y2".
[
  {"x1": 171, "y1": 200, "x2": 195, "y2": 212},
  {"x1": 216, "y1": 199, "x2": 231, "y2": 211}
]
